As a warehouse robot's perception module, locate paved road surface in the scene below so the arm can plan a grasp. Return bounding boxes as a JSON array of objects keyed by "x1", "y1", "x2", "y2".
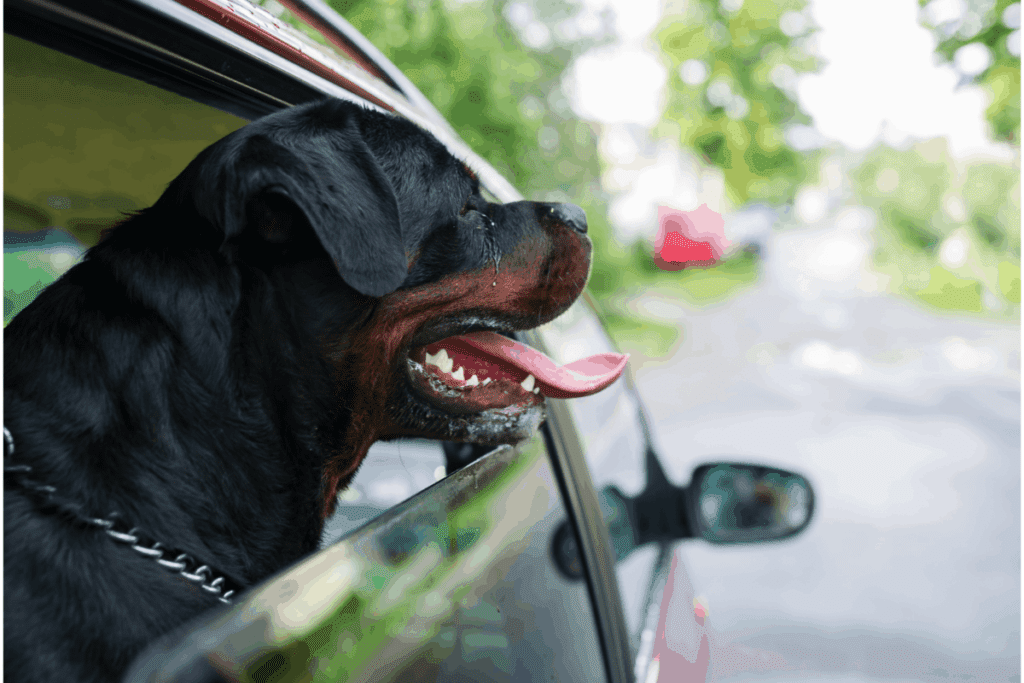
[{"x1": 631, "y1": 219, "x2": 1020, "y2": 681}]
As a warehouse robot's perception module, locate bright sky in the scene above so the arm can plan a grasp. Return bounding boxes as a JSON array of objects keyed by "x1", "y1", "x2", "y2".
[
  {"x1": 799, "y1": 0, "x2": 1010, "y2": 159},
  {"x1": 563, "y1": 0, "x2": 1015, "y2": 160}
]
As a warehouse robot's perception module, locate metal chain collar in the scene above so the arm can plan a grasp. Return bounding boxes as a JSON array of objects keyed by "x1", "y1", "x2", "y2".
[{"x1": 3, "y1": 427, "x2": 243, "y2": 604}]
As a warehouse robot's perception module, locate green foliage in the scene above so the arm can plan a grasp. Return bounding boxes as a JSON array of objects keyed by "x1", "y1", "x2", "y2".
[
  {"x1": 657, "y1": 0, "x2": 819, "y2": 204},
  {"x1": 998, "y1": 260, "x2": 1021, "y2": 301},
  {"x1": 852, "y1": 144, "x2": 953, "y2": 251},
  {"x1": 317, "y1": 0, "x2": 603, "y2": 202},
  {"x1": 843, "y1": 5, "x2": 1022, "y2": 316},
  {"x1": 4, "y1": 252, "x2": 57, "y2": 326},
  {"x1": 920, "y1": 0, "x2": 1021, "y2": 143},
  {"x1": 962, "y1": 162, "x2": 1021, "y2": 255},
  {"x1": 917, "y1": 266, "x2": 984, "y2": 312},
  {"x1": 854, "y1": 140, "x2": 1020, "y2": 313},
  {"x1": 984, "y1": 65, "x2": 1021, "y2": 143},
  {"x1": 599, "y1": 312, "x2": 681, "y2": 359}
]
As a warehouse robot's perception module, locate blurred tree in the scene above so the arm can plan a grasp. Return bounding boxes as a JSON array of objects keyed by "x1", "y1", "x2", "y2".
[
  {"x1": 847, "y1": 1, "x2": 1022, "y2": 315},
  {"x1": 853, "y1": 140, "x2": 1020, "y2": 313},
  {"x1": 657, "y1": 0, "x2": 821, "y2": 205},
  {"x1": 919, "y1": 0, "x2": 1021, "y2": 143},
  {"x1": 315, "y1": 0, "x2": 608, "y2": 205}
]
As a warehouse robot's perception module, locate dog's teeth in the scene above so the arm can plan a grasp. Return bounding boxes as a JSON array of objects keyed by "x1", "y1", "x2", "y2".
[
  {"x1": 533, "y1": 388, "x2": 540, "y2": 394},
  {"x1": 482, "y1": 378, "x2": 491, "y2": 385},
  {"x1": 436, "y1": 348, "x2": 453, "y2": 374},
  {"x1": 425, "y1": 351, "x2": 438, "y2": 368},
  {"x1": 521, "y1": 374, "x2": 535, "y2": 392},
  {"x1": 466, "y1": 374, "x2": 479, "y2": 387},
  {"x1": 452, "y1": 366, "x2": 465, "y2": 381}
]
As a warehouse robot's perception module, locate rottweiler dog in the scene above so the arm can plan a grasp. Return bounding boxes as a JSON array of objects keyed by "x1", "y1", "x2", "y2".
[{"x1": 4, "y1": 99, "x2": 626, "y2": 681}]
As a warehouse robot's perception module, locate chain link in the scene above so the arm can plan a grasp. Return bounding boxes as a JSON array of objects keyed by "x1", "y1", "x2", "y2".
[{"x1": 3, "y1": 426, "x2": 242, "y2": 604}]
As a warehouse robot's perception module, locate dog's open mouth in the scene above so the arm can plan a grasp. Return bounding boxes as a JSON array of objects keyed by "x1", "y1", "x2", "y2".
[{"x1": 406, "y1": 331, "x2": 629, "y2": 414}]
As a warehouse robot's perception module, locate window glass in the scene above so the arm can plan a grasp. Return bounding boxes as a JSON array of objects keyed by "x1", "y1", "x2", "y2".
[
  {"x1": 321, "y1": 439, "x2": 449, "y2": 546},
  {"x1": 4, "y1": 35, "x2": 247, "y2": 323},
  {"x1": 369, "y1": 436, "x2": 608, "y2": 683},
  {"x1": 536, "y1": 299, "x2": 647, "y2": 497}
]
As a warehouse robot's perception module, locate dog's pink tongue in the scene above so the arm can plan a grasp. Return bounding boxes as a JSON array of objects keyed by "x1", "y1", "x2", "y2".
[{"x1": 456, "y1": 331, "x2": 629, "y2": 399}]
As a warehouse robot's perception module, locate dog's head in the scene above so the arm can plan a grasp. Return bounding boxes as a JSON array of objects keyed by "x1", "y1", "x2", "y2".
[{"x1": 161, "y1": 99, "x2": 624, "y2": 514}]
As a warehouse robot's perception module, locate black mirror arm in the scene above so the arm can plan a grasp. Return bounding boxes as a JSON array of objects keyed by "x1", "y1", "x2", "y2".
[
  {"x1": 603, "y1": 445, "x2": 696, "y2": 559},
  {"x1": 623, "y1": 370, "x2": 697, "y2": 543}
]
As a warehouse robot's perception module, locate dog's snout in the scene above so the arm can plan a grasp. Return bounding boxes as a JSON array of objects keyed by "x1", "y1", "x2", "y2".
[{"x1": 550, "y1": 203, "x2": 588, "y2": 235}]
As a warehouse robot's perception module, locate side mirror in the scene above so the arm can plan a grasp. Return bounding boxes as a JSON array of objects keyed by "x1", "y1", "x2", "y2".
[
  {"x1": 552, "y1": 461, "x2": 815, "y2": 580},
  {"x1": 687, "y1": 463, "x2": 814, "y2": 544}
]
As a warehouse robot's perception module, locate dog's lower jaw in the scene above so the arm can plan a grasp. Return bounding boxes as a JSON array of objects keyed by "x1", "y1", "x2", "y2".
[
  {"x1": 444, "y1": 402, "x2": 546, "y2": 446},
  {"x1": 316, "y1": 396, "x2": 546, "y2": 521}
]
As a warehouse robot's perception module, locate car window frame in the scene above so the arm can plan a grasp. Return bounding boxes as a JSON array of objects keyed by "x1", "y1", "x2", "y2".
[{"x1": 4, "y1": 2, "x2": 635, "y2": 681}]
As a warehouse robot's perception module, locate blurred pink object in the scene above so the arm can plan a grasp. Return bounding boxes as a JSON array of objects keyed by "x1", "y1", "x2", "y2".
[{"x1": 654, "y1": 204, "x2": 730, "y2": 271}]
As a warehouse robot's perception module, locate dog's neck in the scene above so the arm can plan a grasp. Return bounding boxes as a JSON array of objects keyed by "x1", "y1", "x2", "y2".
[
  {"x1": 5, "y1": 219, "x2": 378, "y2": 575},
  {"x1": 229, "y1": 239, "x2": 386, "y2": 523}
]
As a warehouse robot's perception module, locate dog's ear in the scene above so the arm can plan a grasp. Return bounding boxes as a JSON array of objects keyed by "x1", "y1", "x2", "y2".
[{"x1": 186, "y1": 131, "x2": 408, "y2": 297}]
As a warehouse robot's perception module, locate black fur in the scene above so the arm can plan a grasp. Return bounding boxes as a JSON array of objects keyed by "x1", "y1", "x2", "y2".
[{"x1": 4, "y1": 99, "x2": 592, "y2": 682}]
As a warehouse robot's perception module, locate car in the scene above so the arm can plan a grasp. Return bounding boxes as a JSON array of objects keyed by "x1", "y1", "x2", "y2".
[{"x1": 3, "y1": 1, "x2": 816, "y2": 681}]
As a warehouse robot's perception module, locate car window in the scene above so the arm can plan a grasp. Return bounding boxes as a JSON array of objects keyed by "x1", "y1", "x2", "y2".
[
  {"x1": 321, "y1": 439, "x2": 449, "y2": 545},
  {"x1": 3, "y1": 35, "x2": 247, "y2": 323},
  {"x1": 126, "y1": 433, "x2": 609, "y2": 683},
  {"x1": 536, "y1": 298, "x2": 662, "y2": 658},
  {"x1": 537, "y1": 299, "x2": 647, "y2": 497}
]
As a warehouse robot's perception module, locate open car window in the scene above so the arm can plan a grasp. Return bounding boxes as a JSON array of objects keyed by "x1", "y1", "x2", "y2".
[
  {"x1": 321, "y1": 440, "x2": 448, "y2": 547},
  {"x1": 4, "y1": 34, "x2": 248, "y2": 323}
]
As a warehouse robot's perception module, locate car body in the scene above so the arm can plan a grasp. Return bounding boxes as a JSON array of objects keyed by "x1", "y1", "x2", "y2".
[{"x1": 3, "y1": 1, "x2": 815, "y2": 681}]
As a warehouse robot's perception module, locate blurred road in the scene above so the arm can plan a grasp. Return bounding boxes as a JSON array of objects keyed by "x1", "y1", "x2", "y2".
[{"x1": 632, "y1": 217, "x2": 1021, "y2": 682}]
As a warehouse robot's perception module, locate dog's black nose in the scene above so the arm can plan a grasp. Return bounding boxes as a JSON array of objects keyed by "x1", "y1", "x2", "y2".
[{"x1": 550, "y1": 203, "x2": 588, "y2": 234}]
